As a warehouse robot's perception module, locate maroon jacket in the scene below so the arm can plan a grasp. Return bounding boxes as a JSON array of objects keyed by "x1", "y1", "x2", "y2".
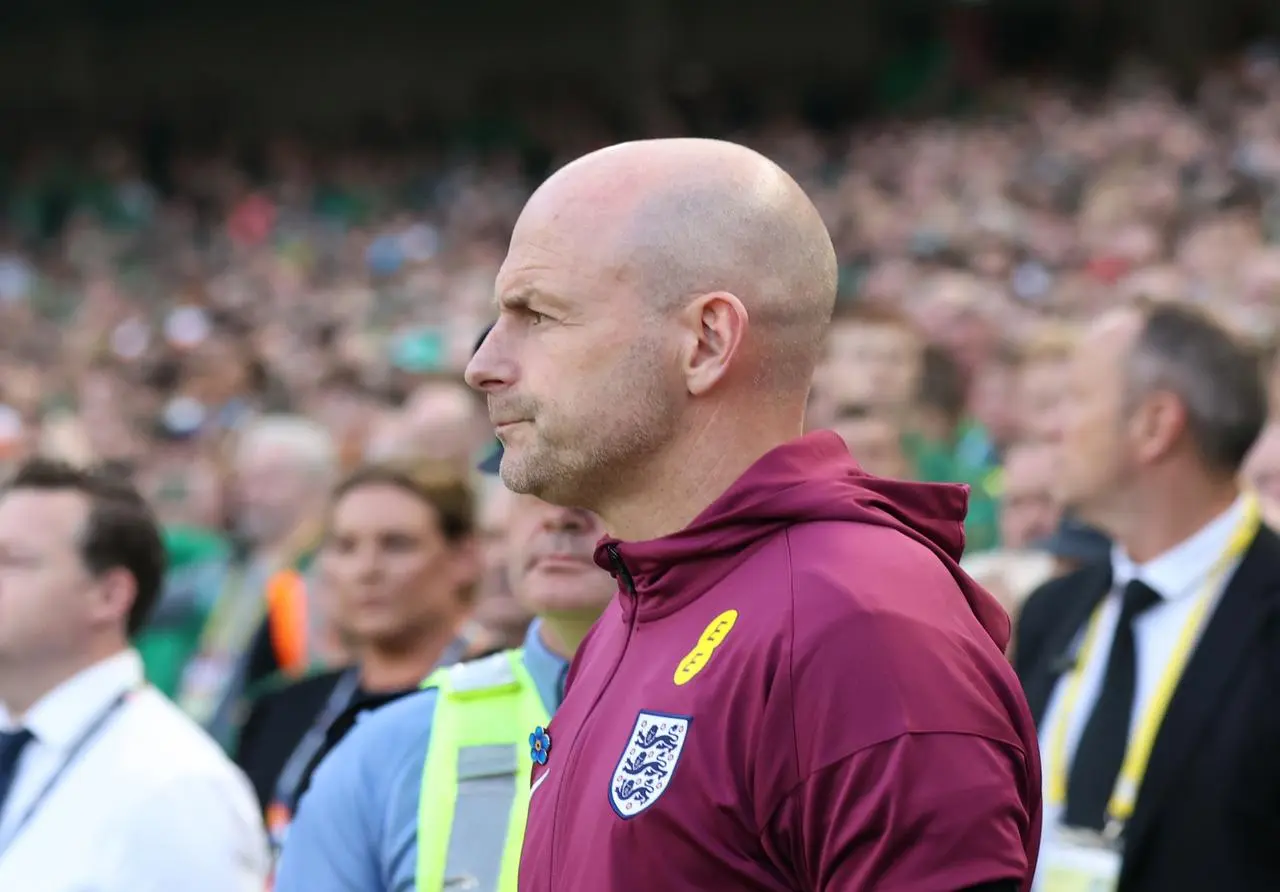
[{"x1": 518, "y1": 432, "x2": 1041, "y2": 892}]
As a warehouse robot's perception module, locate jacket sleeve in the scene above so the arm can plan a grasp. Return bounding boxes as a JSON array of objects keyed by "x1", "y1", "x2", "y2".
[{"x1": 760, "y1": 732, "x2": 1034, "y2": 892}]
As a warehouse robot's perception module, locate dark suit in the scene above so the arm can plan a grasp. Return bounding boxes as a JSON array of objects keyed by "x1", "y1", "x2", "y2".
[{"x1": 1015, "y1": 526, "x2": 1280, "y2": 892}]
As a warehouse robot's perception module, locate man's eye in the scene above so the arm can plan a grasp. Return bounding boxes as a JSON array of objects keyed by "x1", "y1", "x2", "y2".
[{"x1": 528, "y1": 310, "x2": 549, "y2": 325}]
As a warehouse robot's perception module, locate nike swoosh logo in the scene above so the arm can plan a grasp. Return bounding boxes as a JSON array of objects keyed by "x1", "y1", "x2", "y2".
[{"x1": 531, "y1": 770, "x2": 551, "y2": 796}]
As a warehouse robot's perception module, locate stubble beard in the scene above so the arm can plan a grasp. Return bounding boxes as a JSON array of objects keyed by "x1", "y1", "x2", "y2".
[{"x1": 500, "y1": 389, "x2": 675, "y2": 514}]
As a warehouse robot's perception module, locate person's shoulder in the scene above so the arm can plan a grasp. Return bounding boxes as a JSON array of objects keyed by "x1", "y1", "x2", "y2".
[
  {"x1": 782, "y1": 519, "x2": 963, "y2": 622},
  {"x1": 774, "y1": 527, "x2": 1025, "y2": 735},
  {"x1": 247, "y1": 667, "x2": 344, "y2": 708},
  {"x1": 325, "y1": 685, "x2": 442, "y2": 773},
  {"x1": 1018, "y1": 563, "x2": 1105, "y2": 636},
  {"x1": 291, "y1": 685, "x2": 440, "y2": 829},
  {"x1": 110, "y1": 691, "x2": 257, "y2": 794}
]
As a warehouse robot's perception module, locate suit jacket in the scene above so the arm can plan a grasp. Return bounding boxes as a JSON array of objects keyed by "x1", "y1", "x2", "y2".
[{"x1": 1015, "y1": 526, "x2": 1280, "y2": 892}]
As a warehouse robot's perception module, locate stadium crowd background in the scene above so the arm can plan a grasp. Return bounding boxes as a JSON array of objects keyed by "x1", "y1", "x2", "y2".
[{"x1": 5, "y1": 0, "x2": 1280, "y2": 795}]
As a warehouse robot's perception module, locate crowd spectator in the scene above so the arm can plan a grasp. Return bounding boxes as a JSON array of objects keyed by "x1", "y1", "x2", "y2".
[
  {"x1": 239, "y1": 459, "x2": 478, "y2": 875},
  {"x1": 0, "y1": 459, "x2": 268, "y2": 890}
]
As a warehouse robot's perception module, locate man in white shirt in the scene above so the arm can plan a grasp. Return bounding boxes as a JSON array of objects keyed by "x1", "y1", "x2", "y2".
[
  {"x1": 1015, "y1": 299, "x2": 1280, "y2": 892},
  {"x1": 0, "y1": 458, "x2": 269, "y2": 891}
]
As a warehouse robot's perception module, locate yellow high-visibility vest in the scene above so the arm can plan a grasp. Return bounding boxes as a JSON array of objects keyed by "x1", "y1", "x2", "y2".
[{"x1": 416, "y1": 649, "x2": 549, "y2": 892}]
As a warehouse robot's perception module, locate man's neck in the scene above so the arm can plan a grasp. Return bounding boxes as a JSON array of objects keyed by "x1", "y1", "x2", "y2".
[
  {"x1": 599, "y1": 413, "x2": 804, "y2": 542},
  {"x1": 537, "y1": 614, "x2": 596, "y2": 660},
  {"x1": 1110, "y1": 474, "x2": 1242, "y2": 565},
  {"x1": 357, "y1": 624, "x2": 460, "y2": 693},
  {"x1": 0, "y1": 643, "x2": 125, "y2": 722}
]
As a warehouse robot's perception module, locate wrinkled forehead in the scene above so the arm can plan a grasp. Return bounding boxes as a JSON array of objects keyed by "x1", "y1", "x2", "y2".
[{"x1": 497, "y1": 187, "x2": 640, "y2": 312}]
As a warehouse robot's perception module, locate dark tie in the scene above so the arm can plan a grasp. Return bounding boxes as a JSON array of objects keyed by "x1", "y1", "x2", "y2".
[
  {"x1": 0, "y1": 729, "x2": 32, "y2": 815},
  {"x1": 1064, "y1": 579, "x2": 1162, "y2": 830}
]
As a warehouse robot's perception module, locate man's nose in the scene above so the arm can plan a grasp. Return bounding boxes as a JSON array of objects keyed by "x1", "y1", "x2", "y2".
[
  {"x1": 353, "y1": 545, "x2": 384, "y2": 582},
  {"x1": 464, "y1": 325, "x2": 513, "y2": 394}
]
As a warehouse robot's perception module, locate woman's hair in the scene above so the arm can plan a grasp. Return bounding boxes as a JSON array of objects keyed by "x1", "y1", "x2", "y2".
[{"x1": 327, "y1": 458, "x2": 476, "y2": 546}]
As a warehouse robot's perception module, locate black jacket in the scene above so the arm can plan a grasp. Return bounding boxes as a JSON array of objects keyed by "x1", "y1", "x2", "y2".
[{"x1": 1015, "y1": 526, "x2": 1280, "y2": 892}]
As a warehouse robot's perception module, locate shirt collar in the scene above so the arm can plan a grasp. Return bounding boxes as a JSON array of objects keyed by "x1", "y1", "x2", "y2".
[
  {"x1": 0, "y1": 650, "x2": 143, "y2": 748},
  {"x1": 521, "y1": 619, "x2": 571, "y2": 715},
  {"x1": 1110, "y1": 494, "x2": 1251, "y2": 601}
]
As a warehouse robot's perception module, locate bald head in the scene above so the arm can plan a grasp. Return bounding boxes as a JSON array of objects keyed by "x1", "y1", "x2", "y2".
[
  {"x1": 468, "y1": 139, "x2": 838, "y2": 529},
  {"x1": 523, "y1": 139, "x2": 839, "y2": 391}
]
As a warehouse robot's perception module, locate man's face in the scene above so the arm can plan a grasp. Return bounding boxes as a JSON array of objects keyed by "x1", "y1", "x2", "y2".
[
  {"x1": 504, "y1": 494, "x2": 614, "y2": 621},
  {"x1": 1243, "y1": 421, "x2": 1280, "y2": 527},
  {"x1": 819, "y1": 322, "x2": 920, "y2": 409},
  {"x1": 232, "y1": 445, "x2": 314, "y2": 544},
  {"x1": 466, "y1": 205, "x2": 680, "y2": 506},
  {"x1": 471, "y1": 480, "x2": 531, "y2": 647},
  {"x1": 831, "y1": 413, "x2": 909, "y2": 479},
  {"x1": 400, "y1": 382, "x2": 486, "y2": 465},
  {"x1": 1018, "y1": 359, "x2": 1069, "y2": 442},
  {"x1": 1055, "y1": 317, "x2": 1136, "y2": 517},
  {"x1": 0, "y1": 490, "x2": 98, "y2": 667},
  {"x1": 320, "y1": 482, "x2": 471, "y2": 650},
  {"x1": 970, "y1": 361, "x2": 1020, "y2": 447},
  {"x1": 999, "y1": 442, "x2": 1060, "y2": 549}
]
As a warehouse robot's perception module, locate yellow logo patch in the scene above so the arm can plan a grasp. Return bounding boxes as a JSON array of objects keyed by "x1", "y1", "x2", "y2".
[{"x1": 673, "y1": 609, "x2": 739, "y2": 686}]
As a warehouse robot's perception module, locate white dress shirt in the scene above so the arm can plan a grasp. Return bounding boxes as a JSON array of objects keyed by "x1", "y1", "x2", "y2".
[
  {"x1": 0, "y1": 649, "x2": 268, "y2": 892},
  {"x1": 1033, "y1": 495, "x2": 1251, "y2": 888}
]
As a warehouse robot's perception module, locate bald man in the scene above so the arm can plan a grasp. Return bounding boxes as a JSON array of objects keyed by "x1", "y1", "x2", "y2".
[{"x1": 467, "y1": 139, "x2": 1041, "y2": 892}]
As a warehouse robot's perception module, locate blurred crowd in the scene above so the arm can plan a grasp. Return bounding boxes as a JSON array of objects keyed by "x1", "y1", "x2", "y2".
[{"x1": 6, "y1": 46, "x2": 1280, "y2": 779}]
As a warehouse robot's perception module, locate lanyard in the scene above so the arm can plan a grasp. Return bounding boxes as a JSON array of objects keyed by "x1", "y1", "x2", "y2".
[
  {"x1": 267, "y1": 637, "x2": 471, "y2": 825},
  {"x1": 0, "y1": 689, "x2": 134, "y2": 859},
  {"x1": 1046, "y1": 498, "x2": 1261, "y2": 833},
  {"x1": 268, "y1": 669, "x2": 361, "y2": 817}
]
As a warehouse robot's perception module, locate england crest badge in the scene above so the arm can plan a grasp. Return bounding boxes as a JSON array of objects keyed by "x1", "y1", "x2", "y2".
[{"x1": 609, "y1": 710, "x2": 691, "y2": 819}]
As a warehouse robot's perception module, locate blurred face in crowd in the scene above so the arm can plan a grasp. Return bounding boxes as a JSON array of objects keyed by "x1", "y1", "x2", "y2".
[
  {"x1": 471, "y1": 477, "x2": 531, "y2": 647},
  {"x1": 999, "y1": 441, "x2": 1060, "y2": 549},
  {"x1": 140, "y1": 449, "x2": 224, "y2": 530},
  {"x1": 970, "y1": 359, "x2": 1021, "y2": 449},
  {"x1": 232, "y1": 444, "x2": 318, "y2": 545},
  {"x1": 820, "y1": 320, "x2": 920, "y2": 410},
  {"x1": 917, "y1": 281, "x2": 995, "y2": 374},
  {"x1": 504, "y1": 494, "x2": 613, "y2": 621},
  {"x1": 310, "y1": 382, "x2": 377, "y2": 446},
  {"x1": 831, "y1": 408, "x2": 909, "y2": 479},
  {"x1": 1056, "y1": 311, "x2": 1147, "y2": 523},
  {"x1": 400, "y1": 380, "x2": 486, "y2": 466},
  {"x1": 1019, "y1": 358, "x2": 1069, "y2": 442},
  {"x1": 321, "y1": 482, "x2": 473, "y2": 652},
  {"x1": 0, "y1": 489, "x2": 131, "y2": 677},
  {"x1": 187, "y1": 338, "x2": 251, "y2": 405},
  {"x1": 1243, "y1": 420, "x2": 1280, "y2": 527}
]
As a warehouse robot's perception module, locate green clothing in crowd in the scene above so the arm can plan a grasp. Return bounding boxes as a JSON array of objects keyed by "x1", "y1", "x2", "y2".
[
  {"x1": 135, "y1": 525, "x2": 232, "y2": 698},
  {"x1": 905, "y1": 419, "x2": 1002, "y2": 554}
]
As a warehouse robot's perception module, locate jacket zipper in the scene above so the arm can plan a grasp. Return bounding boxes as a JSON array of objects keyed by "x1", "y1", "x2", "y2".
[{"x1": 546, "y1": 544, "x2": 638, "y2": 890}]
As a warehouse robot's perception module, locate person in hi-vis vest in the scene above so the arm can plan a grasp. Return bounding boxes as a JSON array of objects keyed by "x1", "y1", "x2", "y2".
[{"x1": 274, "y1": 472, "x2": 615, "y2": 892}]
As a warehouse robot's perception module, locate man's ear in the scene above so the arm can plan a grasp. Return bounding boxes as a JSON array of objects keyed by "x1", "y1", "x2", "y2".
[
  {"x1": 679, "y1": 292, "x2": 749, "y2": 397},
  {"x1": 91, "y1": 567, "x2": 137, "y2": 631},
  {"x1": 1130, "y1": 389, "x2": 1187, "y2": 465}
]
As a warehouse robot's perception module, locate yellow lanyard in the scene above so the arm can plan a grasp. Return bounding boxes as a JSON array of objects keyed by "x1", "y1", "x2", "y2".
[{"x1": 1046, "y1": 497, "x2": 1261, "y2": 829}]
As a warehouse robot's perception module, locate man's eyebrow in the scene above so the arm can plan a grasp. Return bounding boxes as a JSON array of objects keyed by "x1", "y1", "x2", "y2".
[{"x1": 497, "y1": 288, "x2": 570, "y2": 312}]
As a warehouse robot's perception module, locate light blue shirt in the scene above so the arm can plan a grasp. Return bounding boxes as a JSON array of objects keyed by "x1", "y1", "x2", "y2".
[{"x1": 273, "y1": 622, "x2": 569, "y2": 892}]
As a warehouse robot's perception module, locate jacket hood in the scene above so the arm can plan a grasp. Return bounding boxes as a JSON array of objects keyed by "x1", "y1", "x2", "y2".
[{"x1": 594, "y1": 431, "x2": 1010, "y2": 649}]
